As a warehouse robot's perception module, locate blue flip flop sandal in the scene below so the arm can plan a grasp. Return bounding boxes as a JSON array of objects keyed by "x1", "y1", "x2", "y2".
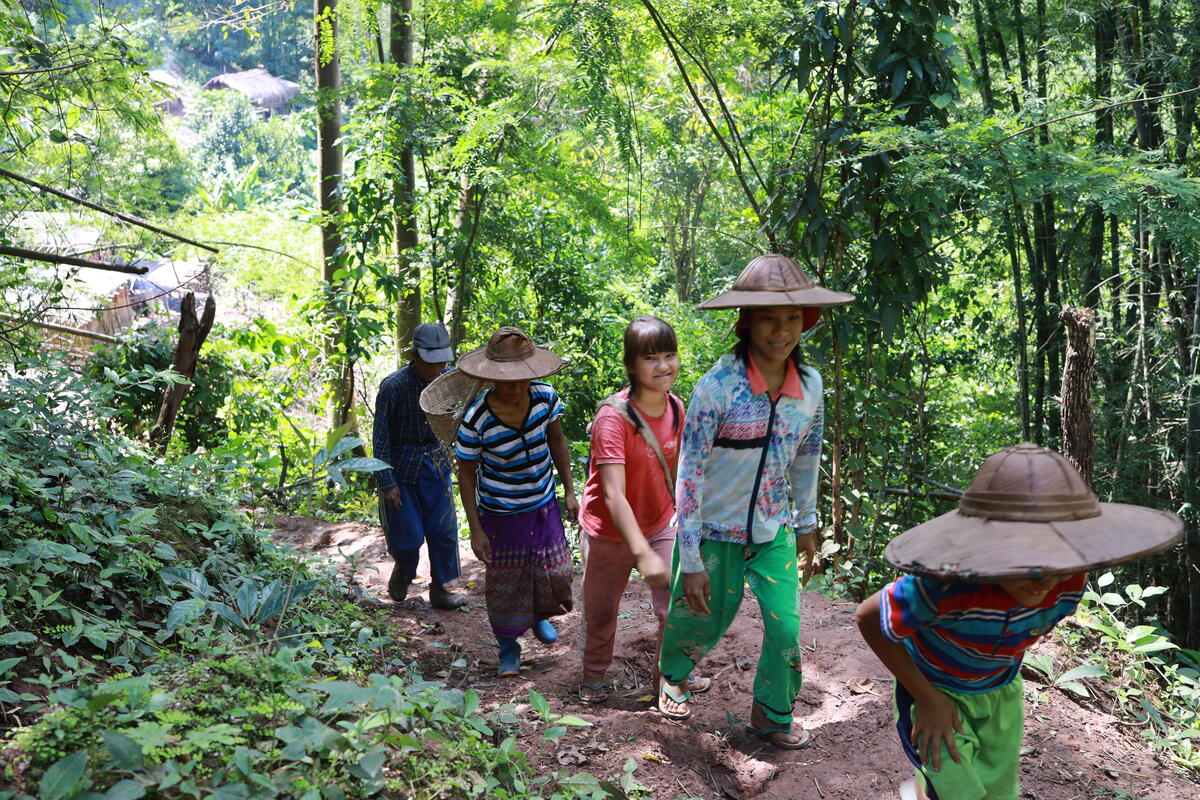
[{"x1": 657, "y1": 678, "x2": 693, "y2": 720}]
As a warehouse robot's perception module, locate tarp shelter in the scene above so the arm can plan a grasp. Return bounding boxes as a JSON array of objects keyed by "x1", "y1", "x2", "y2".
[{"x1": 200, "y1": 67, "x2": 299, "y2": 116}]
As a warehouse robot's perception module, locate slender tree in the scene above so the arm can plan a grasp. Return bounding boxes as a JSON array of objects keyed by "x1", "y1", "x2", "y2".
[
  {"x1": 315, "y1": 0, "x2": 355, "y2": 432},
  {"x1": 391, "y1": 0, "x2": 420, "y2": 359}
]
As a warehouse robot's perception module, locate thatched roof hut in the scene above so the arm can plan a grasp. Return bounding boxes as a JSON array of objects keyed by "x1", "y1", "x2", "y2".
[
  {"x1": 200, "y1": 67, "x2": 299, "y2": 115},
  {"x1": 148, "y1": 67, "x2": 187, "y2": 116}
]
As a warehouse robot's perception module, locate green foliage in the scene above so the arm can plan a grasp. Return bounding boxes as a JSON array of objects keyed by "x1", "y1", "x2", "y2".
[
  {"x1": 526, "y1": 689, "x2": 594, "y2": 743},
  {"x1": 0, "y1": 354, "x2": 616, "y2": 798},
  {"x1": 86, "y1": 320, "x2": 233, "y2": 451},
  {"x1": 189, "y1": 92, "x2": 314, "y2": 195},
  {"x1": 1040, "y1": 575, "x2": 1200, "y2": 772},
  {"x1": 0, "y1": 4, "x2": 195, "y2": 215}
]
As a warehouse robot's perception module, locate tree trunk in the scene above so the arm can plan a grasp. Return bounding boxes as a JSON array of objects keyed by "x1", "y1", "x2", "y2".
[
  {"x1": 391, "y1": 0, "x2": 421, "y2": 362},
  {"x1": 444, "y1": 173, "x2": 483, "y2": 347},
  {"x1": 1004, "y1": 215, "x2": 1031, "y2": 440},
  {"x1": 315, "y1": 0, "x2": 354, "y2": 432},
  {"x1": 1035, "y1": 0, "x2": 1062, "y2": 444},
  {"x1": 1059, "y1": 307, "x2": 1096, "y2": 485},
  {"x1": 149, "y1": 294, "x2": 216, "y2": 454},
  {"x1": 970, "y1": 0, "x2": 994, "y2": 110},
  {"x1": 1185, "y1": 265, "x2": 1200, "y2": 648}
]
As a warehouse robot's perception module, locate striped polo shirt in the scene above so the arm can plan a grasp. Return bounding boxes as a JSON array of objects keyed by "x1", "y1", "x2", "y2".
[
  {"x1": 455, "y1": 381, "x2": 564, "y2": 515},
  {"x1": 880, "y1": 573, "x2": 1086, "y2": 693}
]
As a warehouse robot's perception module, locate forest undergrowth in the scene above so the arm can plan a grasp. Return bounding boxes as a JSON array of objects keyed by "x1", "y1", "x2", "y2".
[
  {"x1": 2, "y1": 357, "x2": 1198, "y2": 800},
  {"x1": 0, "y1": 357, "x2": 625, "y2": 800}
]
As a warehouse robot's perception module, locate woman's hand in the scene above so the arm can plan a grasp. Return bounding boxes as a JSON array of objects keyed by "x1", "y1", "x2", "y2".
[
  {"x1": 912, "y1": 689, "x2": 963, "y2": 771},
  {"x1": 470, "y1": 529, "x2": 492, "y2": 565},
  {"x1": 682, "y1": 570, "x2": 711, "y2": 615},
  {"x1": 636, "y1": 550, "x2": 670, "y2": 591},
  {"x1": 563, "y1": 490, "x2": 580, "y2": 525}
]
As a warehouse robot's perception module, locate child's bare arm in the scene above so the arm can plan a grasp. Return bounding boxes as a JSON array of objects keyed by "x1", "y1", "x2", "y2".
[
  {"x1": 597, "y1": 463, "x2": 668, "y2": 589},
  {"x1": 856, "y1": 591, "x2": 963, "y2": 771}
]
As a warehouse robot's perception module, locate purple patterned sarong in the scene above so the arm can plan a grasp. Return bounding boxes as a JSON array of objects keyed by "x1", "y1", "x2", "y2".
[{"x1": 479, "y1": 499, "x2": 574, "y2": 638}]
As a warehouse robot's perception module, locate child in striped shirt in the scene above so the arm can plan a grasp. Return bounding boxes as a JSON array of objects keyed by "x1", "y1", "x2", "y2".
[
  {"x1": 857, "y1": 443, "x2": 1181, "y2": 800},
  {"x1": 455, "y1": 327, "x2": 579, "y2": 677}
]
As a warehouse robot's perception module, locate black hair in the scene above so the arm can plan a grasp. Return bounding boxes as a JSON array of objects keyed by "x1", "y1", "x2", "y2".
[
  {"x1": 731, "y1": 309, "x2": 815, "y2": 386},
  {"x1": 623, "y1": 315, "x2": 678, "y2": 400}
]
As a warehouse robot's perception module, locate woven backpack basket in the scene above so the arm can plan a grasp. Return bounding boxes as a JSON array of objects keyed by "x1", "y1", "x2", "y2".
[{"x1": 419, "y1": 368, "x2": 492, "y2": 454}]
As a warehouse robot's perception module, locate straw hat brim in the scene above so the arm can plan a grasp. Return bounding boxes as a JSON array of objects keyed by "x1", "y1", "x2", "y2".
[
  {"x1": 456, "y1": 345, "x2": 563, "y2": 381},
  {"x1": 883, "y1": 502, "x2": 1182, "y2": 582},
  {"x1": 697, "y1": 286, "x2": 856, "y2": 310}
]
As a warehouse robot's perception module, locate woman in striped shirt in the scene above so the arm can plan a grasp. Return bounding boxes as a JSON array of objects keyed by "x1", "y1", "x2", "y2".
[{"x1": 455, "y1": 327, "x2": 578, "y2": 677}]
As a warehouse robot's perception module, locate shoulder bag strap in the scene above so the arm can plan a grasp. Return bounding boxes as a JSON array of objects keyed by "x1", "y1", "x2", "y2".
[{"x1": 601, "y1": 396, "x2": 676, "y2": 498}]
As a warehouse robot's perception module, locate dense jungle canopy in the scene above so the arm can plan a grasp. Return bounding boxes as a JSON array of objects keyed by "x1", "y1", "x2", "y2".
[{"x1": 1, "y1": 0, "x2": 1199, "y2": 797}]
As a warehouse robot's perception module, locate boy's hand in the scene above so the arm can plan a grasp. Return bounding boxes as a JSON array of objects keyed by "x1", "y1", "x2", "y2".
[
  {"x1": 635, "y1": 550, "x2": 670, "y2": 591},
  {"x1": 470, "y1": 530, "x2": 492, "y2": 565},
  {"x1": 913, "y1": 690, "x2": 963, "y2": 771},
  {"x1": 796, "y1": 532, "x2": 820, "y2": 584},
  {"x1": 682, "y1": 570, "x2": 711, "y2": 615}
]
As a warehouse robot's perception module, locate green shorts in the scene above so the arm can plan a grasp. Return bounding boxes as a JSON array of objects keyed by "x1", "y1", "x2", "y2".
[{"x1": 894, "y1": 677, "x2": 1024, "y2": 800}]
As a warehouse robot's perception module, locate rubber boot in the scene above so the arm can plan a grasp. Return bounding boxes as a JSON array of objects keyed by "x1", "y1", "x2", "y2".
[
  {"x1": 387, "y1": 568, "x2": 409, "y2": 602},
  {"x1": 429, "y1": 582, "x2": 467, "y2": 610},
  {"x1": 497, "y1": 638, "x2": 521, "y2": 677},
  {"x1": 532, "y1": 619, "x2": 558, "y2": 644}
]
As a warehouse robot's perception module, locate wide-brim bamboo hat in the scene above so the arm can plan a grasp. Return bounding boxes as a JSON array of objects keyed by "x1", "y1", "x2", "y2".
[
  {"x1": 457, "y1": 326, "x2": 563, "y2": 381},
  {"x1": 884, "y1": 443, "x2": 1182, "y2": 581},
  {"x1": 697, "y1": 253, "x2": 856, "y2": 310}
]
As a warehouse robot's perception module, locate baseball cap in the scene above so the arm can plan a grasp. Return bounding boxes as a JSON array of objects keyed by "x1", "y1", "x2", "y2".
[{"x1": 412, "y1": 323, "x2": 454, "y2": 363}]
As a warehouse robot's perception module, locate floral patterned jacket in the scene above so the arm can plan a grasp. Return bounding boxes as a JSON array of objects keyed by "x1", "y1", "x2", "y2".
[{"x1": 675, "y1": 354, "x2": 823, "y2": 573}]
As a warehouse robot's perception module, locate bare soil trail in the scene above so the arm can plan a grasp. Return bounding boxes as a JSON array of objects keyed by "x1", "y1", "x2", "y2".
[{"x1": 271, "y1": 516, "x2": 1197, "y2": 800}]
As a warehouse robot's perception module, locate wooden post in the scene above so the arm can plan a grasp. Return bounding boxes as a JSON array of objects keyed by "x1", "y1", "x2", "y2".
[
  {"x1": 1059, "y1": 307, "x2": 1096, "y2": 485},
  {"x1": 149, "y1": 293, "x2": 216, "y2": 454}
]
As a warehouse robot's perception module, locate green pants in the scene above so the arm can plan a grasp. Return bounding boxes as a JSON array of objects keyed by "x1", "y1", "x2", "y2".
[
  {"x1": 895, "y1": 678, "x2": 1024, "y2": 800},
  {"x1": 658, "y1": 526, "x2": 802, "y2": 725}
]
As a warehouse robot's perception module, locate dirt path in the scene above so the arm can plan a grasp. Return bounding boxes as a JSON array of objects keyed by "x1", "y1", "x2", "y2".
[{"x1": 271, "y1": 516, "x2": 1197, "y2": 800}]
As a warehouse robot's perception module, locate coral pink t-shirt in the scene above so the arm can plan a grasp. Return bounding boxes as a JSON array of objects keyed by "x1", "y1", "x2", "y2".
[{"x1": 579, "y1": 389, "x2": 683, "y2": 540}]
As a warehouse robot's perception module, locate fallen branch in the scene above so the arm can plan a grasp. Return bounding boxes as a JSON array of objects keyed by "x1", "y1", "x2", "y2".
[
  {"x1": 0, "y1": 244, "x2": 147, "y2": 275},
  {"x1": 0, "y1": 167, "x2": 218, "y2": 253},
  {"x1": 0, "y1": 313, "x2": 118, "y2": 343}
]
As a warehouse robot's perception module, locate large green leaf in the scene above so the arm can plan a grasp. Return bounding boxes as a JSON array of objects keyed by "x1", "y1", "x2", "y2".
[
  {"x1": 39, "y1": 751, "x2": 87, "y2": 800},
  {"x1": 101, "y1": 730, "x2": 144, "y2": 770}
]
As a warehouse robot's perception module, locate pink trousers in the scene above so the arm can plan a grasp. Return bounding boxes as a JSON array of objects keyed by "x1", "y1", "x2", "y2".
[{"x1": 580, "y1": 524, "x2": 675, "y2": 678}]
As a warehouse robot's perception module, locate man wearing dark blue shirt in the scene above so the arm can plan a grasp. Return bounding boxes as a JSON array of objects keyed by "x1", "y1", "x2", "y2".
[{"x1": 372, "y1": 323, "x2": 465, "y2": 608}]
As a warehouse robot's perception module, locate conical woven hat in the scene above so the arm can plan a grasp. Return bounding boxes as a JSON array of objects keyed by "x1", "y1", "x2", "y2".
[
  {"x1": 457, "y1": 326, "x2": 563, "y2": 381},
  {"x1": 697, "y1": 254, "x2": 855, "y2": 309},
  {"x1": 884, "y1": 443, "x2": 1182, "y2": 581}
]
